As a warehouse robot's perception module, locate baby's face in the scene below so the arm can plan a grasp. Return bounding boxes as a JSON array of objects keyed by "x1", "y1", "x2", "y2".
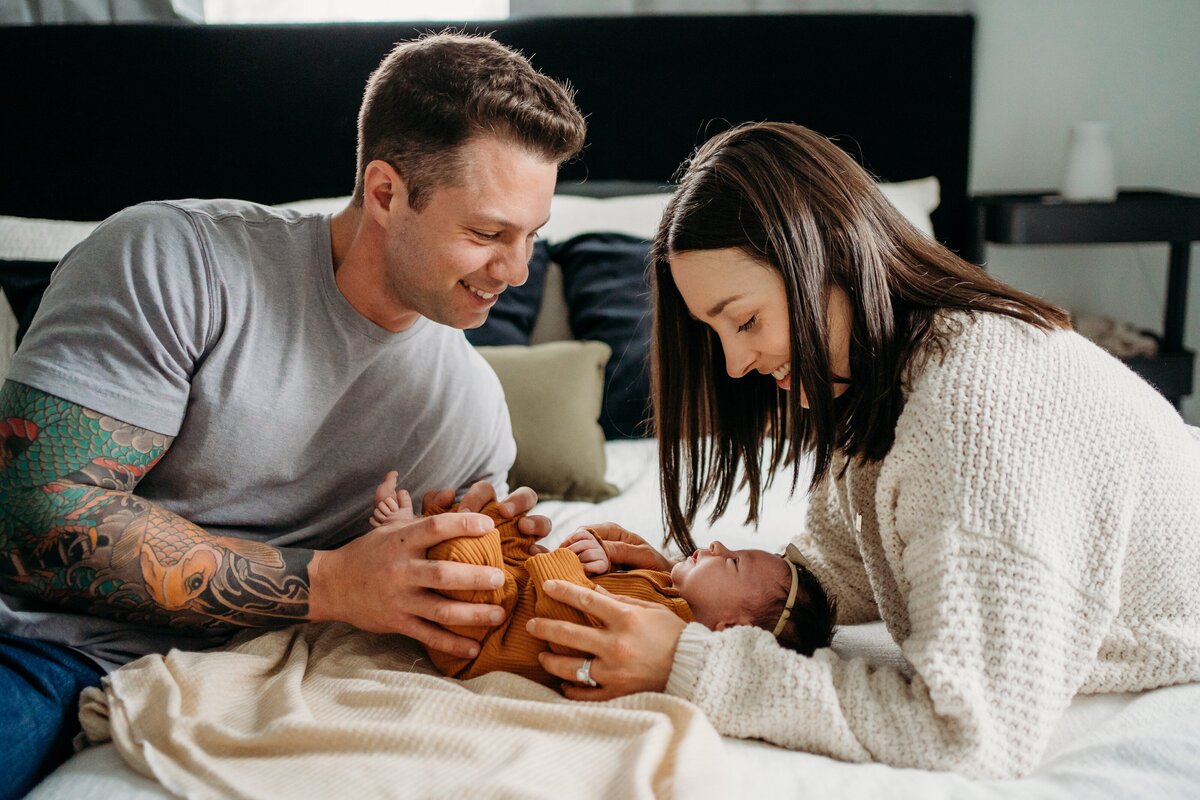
[{"x1": 671, "y1": 541, "x2": 791, "y2": 630}]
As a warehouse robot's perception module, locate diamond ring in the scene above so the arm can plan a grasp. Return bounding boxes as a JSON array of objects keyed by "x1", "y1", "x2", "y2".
[{"x1": 575, "y1": 657, "x2": 598, "y2": 687}]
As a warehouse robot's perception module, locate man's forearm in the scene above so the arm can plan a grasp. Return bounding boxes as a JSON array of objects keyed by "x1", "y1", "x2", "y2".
[
  {"x1": 1, "y1": 481, "x2": 312, "y2": 629},
  {"x1": 0, "y1": 381, "x2": 311, "y2": 630}
]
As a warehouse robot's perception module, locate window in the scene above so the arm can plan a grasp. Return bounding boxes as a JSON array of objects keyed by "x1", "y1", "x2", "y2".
[{"x1": 203, "y1": 0, "x2": 509, "y2": 23}]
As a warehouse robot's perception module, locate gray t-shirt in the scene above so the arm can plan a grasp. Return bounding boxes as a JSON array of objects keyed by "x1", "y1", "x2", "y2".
[{"x1": 1, "y1": 199, "x2": 515, "y2": 670}]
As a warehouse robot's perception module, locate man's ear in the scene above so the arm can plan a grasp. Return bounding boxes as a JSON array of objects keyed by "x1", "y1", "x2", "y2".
[{"x1": 362, "y1": 159, "x2": 408, "y2": 227}]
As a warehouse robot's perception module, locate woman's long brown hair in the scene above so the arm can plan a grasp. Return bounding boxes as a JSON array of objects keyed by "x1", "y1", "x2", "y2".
[{"x1": 651, "y1": 122, "x2": 1070, "y2": 555}]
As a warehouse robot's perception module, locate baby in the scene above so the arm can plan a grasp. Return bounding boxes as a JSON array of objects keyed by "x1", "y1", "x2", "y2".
[{"x1": 370, "y1": 474, "x2": 835, "y2": 689}]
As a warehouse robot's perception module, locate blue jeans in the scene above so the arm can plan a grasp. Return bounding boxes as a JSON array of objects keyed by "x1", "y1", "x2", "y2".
[{"x1": 0, "y1": 633, "x2": 104, "y2": 800}]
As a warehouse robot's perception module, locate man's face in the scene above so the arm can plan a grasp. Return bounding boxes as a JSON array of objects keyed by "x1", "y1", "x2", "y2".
[{"x1": 380, "y1": 135, "x2": 556, "y2": 330}]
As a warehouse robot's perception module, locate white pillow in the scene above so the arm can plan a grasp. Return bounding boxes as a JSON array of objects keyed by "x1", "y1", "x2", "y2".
[
  {"x1": 542, "y1": 177, "x2": 940, "y2": 244},
  {"x1": 542, "y1": 193, "x2": 674, "y2": 243},
  {"x1": 277, "y1": 196, "x2": 349, "y2": 215},
  {"x1": 876, "y1": 176, "x2": 940, "y2": 238},
  {"x1": 0, "y1": 215, "x2": 97, "y2": 262},
  {"x1": 0, "y1": 177, "x2": 939, "y2": 264}
]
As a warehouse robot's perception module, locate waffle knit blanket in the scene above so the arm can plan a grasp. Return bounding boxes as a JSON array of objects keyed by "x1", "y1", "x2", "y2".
[{"x1": 77, "y1": 622, "x2": 725, "y2": 799}]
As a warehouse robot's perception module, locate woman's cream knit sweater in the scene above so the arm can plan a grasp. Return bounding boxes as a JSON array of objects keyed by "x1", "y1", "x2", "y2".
[{"x1": 665, "y1": 311, "x2": 1200, "y2": 779}]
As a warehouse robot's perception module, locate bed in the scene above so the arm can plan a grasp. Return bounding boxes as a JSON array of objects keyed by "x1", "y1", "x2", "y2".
[{"x1": 2, "y1": 14, "x2": 1199, "y2": 800}]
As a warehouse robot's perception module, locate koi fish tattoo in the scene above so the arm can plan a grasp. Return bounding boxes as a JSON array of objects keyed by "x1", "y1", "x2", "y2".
[{"x1": 0, "y1": 381, "x2": 310, "y2": 629}]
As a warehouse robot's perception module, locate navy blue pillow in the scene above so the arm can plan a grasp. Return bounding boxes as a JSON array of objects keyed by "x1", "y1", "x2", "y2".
[
  {"x1": 464, "y1": 240, "x2": 550, "y2": 347},
  {"x1": 551, "y1": 233, "x2": 652, "y2": 439},
  {"x1": 0, "y1": 259, "x2": 56, "y2": 347}
]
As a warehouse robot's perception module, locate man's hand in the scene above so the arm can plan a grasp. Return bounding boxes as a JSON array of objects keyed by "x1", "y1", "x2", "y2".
[
  {"x1": 580, "y1": 523, "x2": 675, "y2": 572},
  {"x1": 308, "y1": 511, "x2": 507, "y2": 659},
  {"x1": 423, "y1": 481, "x2": 552, "y2": 550}
]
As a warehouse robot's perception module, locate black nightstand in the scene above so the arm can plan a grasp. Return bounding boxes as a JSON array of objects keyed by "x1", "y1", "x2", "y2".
[{"x1": 969, "y1": 189, "x2": 1199, "y2": 408}]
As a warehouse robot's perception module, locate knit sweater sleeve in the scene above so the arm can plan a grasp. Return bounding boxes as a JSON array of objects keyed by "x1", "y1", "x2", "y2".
[
  {"x1": 667, "y1": 316, "x2": 1137, "y2": 778},
  {"x1": 792, "y1": 473, "x2": 879, "y2": 625}
]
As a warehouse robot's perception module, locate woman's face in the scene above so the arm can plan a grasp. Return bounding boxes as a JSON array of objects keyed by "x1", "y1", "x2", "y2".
[{"x1": 668, "y1": 247, "x2": 851, "y2": 406}]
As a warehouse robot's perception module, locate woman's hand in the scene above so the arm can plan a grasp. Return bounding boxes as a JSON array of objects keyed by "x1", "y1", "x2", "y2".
[
  {"x1": 577, "y1": 522, "x2": 676, "y2": 572},
  {"x1": 526, "y1": 579, "x2": 687, "y2": 701}
]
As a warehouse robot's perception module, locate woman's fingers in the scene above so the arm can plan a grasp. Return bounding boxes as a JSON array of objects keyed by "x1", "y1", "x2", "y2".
[
  {"x1": 537, "y1": 580, "x2": 631, "y2": 627},
  {"x1": 561, "y1": 684, "x2": 615, "y2": 702},
  {"x1": 537, "y1": 652, "x2": 617, "y2": 701},
  {"x1": 525, "y1": 614, "x2": 610, "y2": 655},
  {"x1": 608, "y1": 593, "x2": 662, "y2": 610}
]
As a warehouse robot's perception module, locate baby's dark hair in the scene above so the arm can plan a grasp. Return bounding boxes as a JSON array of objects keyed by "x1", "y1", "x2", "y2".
[{"x1": 750, "y1": 558, "x2": 837, "y2": 656}]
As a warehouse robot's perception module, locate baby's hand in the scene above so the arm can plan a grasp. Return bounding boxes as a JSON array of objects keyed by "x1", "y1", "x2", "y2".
[
  {"x1": 371, "y1": 470, "x2": 415, "y2": 527},
  {"x1": 559, "y1": 528, "x2": 610, "y2": 575}
]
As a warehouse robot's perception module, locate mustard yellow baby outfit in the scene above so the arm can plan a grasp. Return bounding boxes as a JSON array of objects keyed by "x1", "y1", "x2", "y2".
[{"x1": 425, "y1": 501, "x2": 692, "y2": 687}]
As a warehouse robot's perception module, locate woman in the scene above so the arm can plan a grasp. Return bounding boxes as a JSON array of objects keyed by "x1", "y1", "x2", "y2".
[{"x1": 526, "y1": 122, "x2": 1200, "y2": 779}]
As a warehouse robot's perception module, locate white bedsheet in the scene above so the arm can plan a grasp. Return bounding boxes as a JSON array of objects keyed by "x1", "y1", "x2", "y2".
[{"x1": 30, "y1": 440, "x2": 1200, "y2": 799}]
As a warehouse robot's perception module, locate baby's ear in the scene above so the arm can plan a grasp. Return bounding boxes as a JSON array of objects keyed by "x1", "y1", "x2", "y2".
[{"x1": 711, "y1": 617, "x2": 749, "y2": 632}]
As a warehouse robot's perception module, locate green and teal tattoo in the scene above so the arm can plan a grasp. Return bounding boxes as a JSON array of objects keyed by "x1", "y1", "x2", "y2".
[{"x1": 0, "y1": 381, "x2": 310, "y2": 630}]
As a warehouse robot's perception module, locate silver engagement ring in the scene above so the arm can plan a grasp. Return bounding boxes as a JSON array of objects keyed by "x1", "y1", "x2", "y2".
[{"x1": 575, "y1": 657, "x2": 598, "y2": 687}]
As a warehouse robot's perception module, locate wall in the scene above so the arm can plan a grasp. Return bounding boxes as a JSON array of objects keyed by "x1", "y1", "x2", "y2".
[{"x1": 968, "y1": 0, "x2": 1200, "y2": 423}]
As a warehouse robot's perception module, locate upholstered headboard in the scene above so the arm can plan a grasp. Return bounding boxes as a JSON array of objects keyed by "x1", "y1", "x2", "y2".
[{"x1": 0, "y1": 14, "x2": 975, "y2": 250}]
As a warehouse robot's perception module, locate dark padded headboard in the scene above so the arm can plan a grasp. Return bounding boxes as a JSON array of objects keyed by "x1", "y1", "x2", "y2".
[{"x1": 0, "y1": 14, "x2": 974, "y2": 250}]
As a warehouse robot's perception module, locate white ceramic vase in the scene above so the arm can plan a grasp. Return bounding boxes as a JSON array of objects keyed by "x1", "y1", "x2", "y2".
[{"x1": 1061, "y1": 122, "x2": 1117, "y2": 202}]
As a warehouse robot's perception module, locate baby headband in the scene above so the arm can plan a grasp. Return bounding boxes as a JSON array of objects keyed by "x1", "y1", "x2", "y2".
[
  {"x1": 773, "y1": 550, "x2": 802, "y2": 637},
  {"x1": 774, "y1": 543, "x2": 818, "y2": 637}
]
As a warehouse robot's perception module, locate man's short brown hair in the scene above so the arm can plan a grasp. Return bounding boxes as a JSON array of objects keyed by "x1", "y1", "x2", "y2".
[{"x1": 353, "y1": 31, "x2": 587, "y2": 210}]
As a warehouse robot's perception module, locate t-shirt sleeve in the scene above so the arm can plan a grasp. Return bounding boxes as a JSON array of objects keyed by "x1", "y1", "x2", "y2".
[{"x1": 8, "y1": 203, "x2": 213, "y2": 436}]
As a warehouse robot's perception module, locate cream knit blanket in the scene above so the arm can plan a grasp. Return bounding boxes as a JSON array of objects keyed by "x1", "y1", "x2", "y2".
[{"x1": 77, "y1": 623, "x2": 725, "y2": 799}]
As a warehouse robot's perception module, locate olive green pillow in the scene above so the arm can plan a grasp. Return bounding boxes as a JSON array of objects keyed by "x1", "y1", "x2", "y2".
[{"x1": 476, "y1": 340, "x2": 619, "y2": 502}]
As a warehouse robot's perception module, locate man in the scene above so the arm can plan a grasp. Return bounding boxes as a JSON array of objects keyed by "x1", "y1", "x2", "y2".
[{"x1": 0, "y1": 32, "x2": 585, "y2": 795}]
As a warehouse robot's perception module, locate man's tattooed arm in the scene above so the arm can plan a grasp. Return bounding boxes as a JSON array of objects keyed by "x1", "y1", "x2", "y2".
[{"x1": 0, "y1": 381, "x2": 310, "y2": 630}]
